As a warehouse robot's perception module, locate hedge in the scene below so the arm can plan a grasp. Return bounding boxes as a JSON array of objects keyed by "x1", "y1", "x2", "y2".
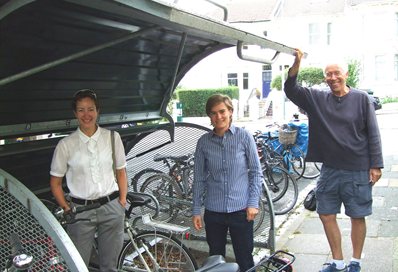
[{"x1": 176, "y1": 87, "x2": 239, "y2": 117}]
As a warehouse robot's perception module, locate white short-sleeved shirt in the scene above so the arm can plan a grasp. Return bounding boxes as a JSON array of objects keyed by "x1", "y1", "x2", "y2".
[{"x1": 50, "y1": 126, "x2": 127, "y2": 200}]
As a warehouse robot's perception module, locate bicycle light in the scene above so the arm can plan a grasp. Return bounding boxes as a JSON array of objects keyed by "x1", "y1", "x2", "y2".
[{"x1": 13, "y1": 253, "x2": 34, "y2": 269}]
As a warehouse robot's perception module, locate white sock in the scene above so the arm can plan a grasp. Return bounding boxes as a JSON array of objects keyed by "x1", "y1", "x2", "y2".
[
  {"x1": 332, "y1": 259, "x2": 346, "y2": 269},
  {"x1": 350, "y1": 257, "x2": 361, "y2": 264}
]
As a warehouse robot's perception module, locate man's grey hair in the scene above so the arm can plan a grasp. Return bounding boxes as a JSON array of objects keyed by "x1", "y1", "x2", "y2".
[{"x1": 323, "y1": 56, "x2": 349, "y2": 76}]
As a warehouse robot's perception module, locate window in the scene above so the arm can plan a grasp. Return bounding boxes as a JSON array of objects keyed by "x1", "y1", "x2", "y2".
[
  {"x1": 327, "y1": 23, "x2": 332, "y2": 45},
  {"x1": 395, "y1": 54, "x2": 398, "y2": 80},
  {"x1": 243, "y1": 73, "x2": 249, "y2": 89},
  {"x1": 263, "y1": 64, "x2": 272, "y2": 71},
  {"x1": 309, "y1": 23, "x2": 320, "y2": 45},
  {"x1": 375, "y1": 55, "x2": 387, "y2": 81},
  {"x1": 227, "y1": 73, "x2": 238, "y2": 86}
]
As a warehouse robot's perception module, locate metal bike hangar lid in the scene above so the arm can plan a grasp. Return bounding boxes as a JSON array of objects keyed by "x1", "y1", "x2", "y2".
[{"x1": 0, "y1": 0, "x2": 300, "y2": 141}]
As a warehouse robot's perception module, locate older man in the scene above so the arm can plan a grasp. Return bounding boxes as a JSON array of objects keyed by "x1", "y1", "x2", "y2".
[{"x1": 284, "y1": 49, "x2": 383, "y2": 272}]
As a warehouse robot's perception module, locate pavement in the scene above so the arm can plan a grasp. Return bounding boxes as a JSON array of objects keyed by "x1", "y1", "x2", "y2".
[{"x1": 273, "y1": 102, "x2": 398, "y2": 272}]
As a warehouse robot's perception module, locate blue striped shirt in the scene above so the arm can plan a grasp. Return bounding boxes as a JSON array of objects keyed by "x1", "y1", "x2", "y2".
[{"x1": 192, "y1": 125, "x2": 263, "y2": 215}]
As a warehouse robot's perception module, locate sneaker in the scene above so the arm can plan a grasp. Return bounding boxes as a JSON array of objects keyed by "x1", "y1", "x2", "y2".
[
  {"x1": 347, "y1": 261, "x2": 361, "y2": 272},
  {"x1": 320, "y1": 262, "x2": 347, "y2": 272}
]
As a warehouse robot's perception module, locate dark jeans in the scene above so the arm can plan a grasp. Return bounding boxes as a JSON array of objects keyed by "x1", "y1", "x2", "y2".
[{"x1": 204, "y1": 209, "x2": 254, "y2": 271}]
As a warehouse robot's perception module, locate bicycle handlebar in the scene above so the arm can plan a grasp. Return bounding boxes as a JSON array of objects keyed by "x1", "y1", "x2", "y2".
[
  {"x1": 54, "y1": 202, "x2": 101, "y2": 225},
  {"x1": 72, "y1": 202, "x2": 101, "y2": 213}
]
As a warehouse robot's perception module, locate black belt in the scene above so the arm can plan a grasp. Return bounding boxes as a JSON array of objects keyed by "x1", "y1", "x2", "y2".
[{"x1": 71, "y1": 191, "x2": 119, "y2": 206}]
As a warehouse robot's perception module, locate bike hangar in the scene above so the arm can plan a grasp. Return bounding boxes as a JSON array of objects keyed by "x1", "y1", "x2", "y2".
[{"x1": 0, "y1": 0, "x2": 299, "y2": 270}]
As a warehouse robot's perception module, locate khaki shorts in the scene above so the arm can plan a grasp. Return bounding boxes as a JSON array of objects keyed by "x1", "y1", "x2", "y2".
[{"x1": 316, "y1": 165, "x2": 372, "y2": 218}]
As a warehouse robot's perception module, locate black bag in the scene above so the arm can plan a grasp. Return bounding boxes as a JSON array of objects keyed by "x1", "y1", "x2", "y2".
[{"x1": 304, "y1": 189, "x2": 316, "y2": 211}]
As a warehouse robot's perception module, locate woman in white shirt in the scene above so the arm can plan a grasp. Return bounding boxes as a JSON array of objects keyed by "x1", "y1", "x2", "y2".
[{"x1": 50, "y1": 89, "x2": 128, "y2": 271}]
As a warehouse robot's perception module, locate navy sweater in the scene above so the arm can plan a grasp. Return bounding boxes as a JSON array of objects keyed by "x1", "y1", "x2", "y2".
[{"x1": 284, "y1": 75, "x2": 383, "y2": 171}]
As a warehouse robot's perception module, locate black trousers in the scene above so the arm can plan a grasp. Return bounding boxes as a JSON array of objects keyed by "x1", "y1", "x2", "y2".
[{"x1": 204, "y1": 209, "x2": 254, "y2": 271}]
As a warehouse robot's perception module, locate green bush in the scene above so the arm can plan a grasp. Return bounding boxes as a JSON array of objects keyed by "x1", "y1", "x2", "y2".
[
  {"x1": 176, "y1": 87, "x2": 239, "y2": 117},
  {"x1": 297, "y1": 67, "x2": 324, "y2": 86},
  {"x1": 381, "y1": 96, "x2": 398, "y2": 104},
  {"x1": 271, "y1": 67, "x2": 324, "y2": 90}
]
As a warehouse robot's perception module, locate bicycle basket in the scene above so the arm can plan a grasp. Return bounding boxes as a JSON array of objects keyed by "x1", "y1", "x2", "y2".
[{"x1": 278, "y1": 128, "x2": 297, "y2": 145}]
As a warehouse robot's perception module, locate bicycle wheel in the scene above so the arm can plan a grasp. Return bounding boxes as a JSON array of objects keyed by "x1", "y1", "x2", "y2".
[
  {"x1": 118, "y1": 231, "x2": 198, "y2": 271},
  {"x1": 282, "y1": 144, "x2": 306, "y2": 179},
  {"x1": 131, "y1": 168, "x2": 163, "y2": 192},
  {"x1": 140, "y1": 173, "x2": 181, "y2": 222},
  {"x1": 262, "y1": 165, "x2": 289, "y2": 203},
  {"x1": 301, "y1": 161, "x2": 322, "y2": 179},
  {"x1": 263, "y1": 166, "x2": 298, "y2": 215}
]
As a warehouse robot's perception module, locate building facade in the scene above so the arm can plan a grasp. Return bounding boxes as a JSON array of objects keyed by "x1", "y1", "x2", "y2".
[{"x1": 179, "y1": 0, "x2": 398, "y2": 119}]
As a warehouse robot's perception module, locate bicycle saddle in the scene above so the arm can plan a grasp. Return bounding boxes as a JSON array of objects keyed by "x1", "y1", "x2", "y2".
[
  {"x1": 196, "y1": 255, "x2": 239, "y2": 272},
  {"x1": 153, "y1": 153, "x2": 192, "y2": 162},
  {"x1": 126, "y1": 192, "x2": 151, "y2": 208}
]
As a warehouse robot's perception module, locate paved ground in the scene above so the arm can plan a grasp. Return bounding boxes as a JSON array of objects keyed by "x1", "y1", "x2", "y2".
[{"x1": 188, "y1": 103, "x2": 398, "y2": 272}]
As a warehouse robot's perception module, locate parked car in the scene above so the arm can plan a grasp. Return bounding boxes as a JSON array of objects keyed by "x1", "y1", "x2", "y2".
[{"x1": 363, "y1": 89, "x2": 382, "y2": 111}]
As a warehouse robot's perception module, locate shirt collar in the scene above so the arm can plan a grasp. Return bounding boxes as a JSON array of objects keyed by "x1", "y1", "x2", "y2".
[
  {"x1": 210, "y1": 124, "x2": 236, "y2": 137},
  {"x1": 78, "y1": 126, "x2": 101, "y2": 143}
]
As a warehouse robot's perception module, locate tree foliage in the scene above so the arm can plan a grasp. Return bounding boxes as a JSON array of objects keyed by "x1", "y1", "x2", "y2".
[
  {"x1": 297, "y1": 67, "x2": 324, "y2": 87},
  {"x1": 271, "y1": 67, "x2": 323, "y2": 90},
  {"x1": 347, "y1": 60, "x2": 360, "y2": 88},
  {"x1": 271, "y1": 71, "x2": 288, "y2": 91}
]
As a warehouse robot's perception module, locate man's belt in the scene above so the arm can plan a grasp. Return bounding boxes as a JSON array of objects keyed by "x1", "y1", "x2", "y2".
[{"x1": 71, "y1": 191, "x2": 119, "y2": 206}]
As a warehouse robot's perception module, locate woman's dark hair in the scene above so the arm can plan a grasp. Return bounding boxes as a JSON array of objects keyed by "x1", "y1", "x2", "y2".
[
  {"x1": 205, "y1": 94, "x2": 234, "y2": 116},
  {"x1": 72, "y1": 89, "x2": 99, "y2": 111}
]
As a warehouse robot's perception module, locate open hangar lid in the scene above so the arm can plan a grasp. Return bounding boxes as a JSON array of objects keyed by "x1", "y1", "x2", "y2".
[
  {"x1": 0, "y1": 0, "x2": 298, "y2": 140},
  {"x1": 0, "y1": 0, "x2": 300, "y2": 193}
]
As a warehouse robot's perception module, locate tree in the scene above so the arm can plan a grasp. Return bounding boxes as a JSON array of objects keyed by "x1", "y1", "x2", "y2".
[
  {"x1": 347, "y1": 60, "x2": 360, "y2": 88},
  {"x1": 271, "y1": 73, "x2": 284, "y2": 91},
  {"x1": 297, "y1": 67, "x2": 324, "y2": 87},
  {"x1": 271, "y1": 67, "x2": 323, "y2": 90}
]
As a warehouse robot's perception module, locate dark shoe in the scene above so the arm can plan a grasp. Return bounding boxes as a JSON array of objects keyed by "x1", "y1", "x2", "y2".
[
  {"x1": 320, "y1": 263, "x2": 347, "y2": 272},
  {"x1": 347, "y1": 261, "x2": 361, "y2": 272}
]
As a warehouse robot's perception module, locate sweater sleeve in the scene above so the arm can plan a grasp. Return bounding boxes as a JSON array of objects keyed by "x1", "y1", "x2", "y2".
[{"x1": 366, "y1": 99, "x2": 384, "y2": 169}]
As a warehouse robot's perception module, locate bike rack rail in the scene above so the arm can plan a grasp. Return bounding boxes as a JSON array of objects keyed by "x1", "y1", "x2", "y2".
[{"x1": 0, "y1": 169, "x2": 87, "y2": 272}]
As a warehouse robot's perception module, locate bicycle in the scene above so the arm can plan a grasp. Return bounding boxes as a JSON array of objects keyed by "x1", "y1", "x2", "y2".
[
  {"x1": 259, "y1": 124, "x2": 321, "y2": 180},
  {"x1": 131, "y1": 153, "x2": 194, "y2": 194},
  {"x1": 55, "y1": 192, "x2": 243, "y2": 272},
  {"x1": 124, "y1": 191, "x2": 294, "y2": 272},
  {"x1": 254, "y1": 132, "x2": 299, "y2": 215},
  {"x1": 137, "y1": 154, "x2": 266, "y2": 234}
]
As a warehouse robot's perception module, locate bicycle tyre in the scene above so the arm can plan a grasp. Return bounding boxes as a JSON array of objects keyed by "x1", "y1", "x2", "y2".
[
  {"x1": 253, "y1": 199, "x2": 266, "y2": 235},
  {"x1": 140, "y1": 173, "x2": 181, "y2": 222},
  {"x1": 118, "y1": 231, "x2": 198, "y2": 271},
  {"x1": 301, "y1": 161, "x2": 322, "y2": 179},
  {"x1": 131, "y1": 168, "x2": 163, "y2": 192},
  {"x1": 282, "y1": 144, "x2": 306, "y2": 179},
  {"x1": 169, "y1": 163, "x2": 194, "y2": 196},
  {"x1": 263, "y1": 166, "x2": 298, "y2": 215},
  {"x1": 262, "y1": 165, "x2": 289, "y2": 203}
]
